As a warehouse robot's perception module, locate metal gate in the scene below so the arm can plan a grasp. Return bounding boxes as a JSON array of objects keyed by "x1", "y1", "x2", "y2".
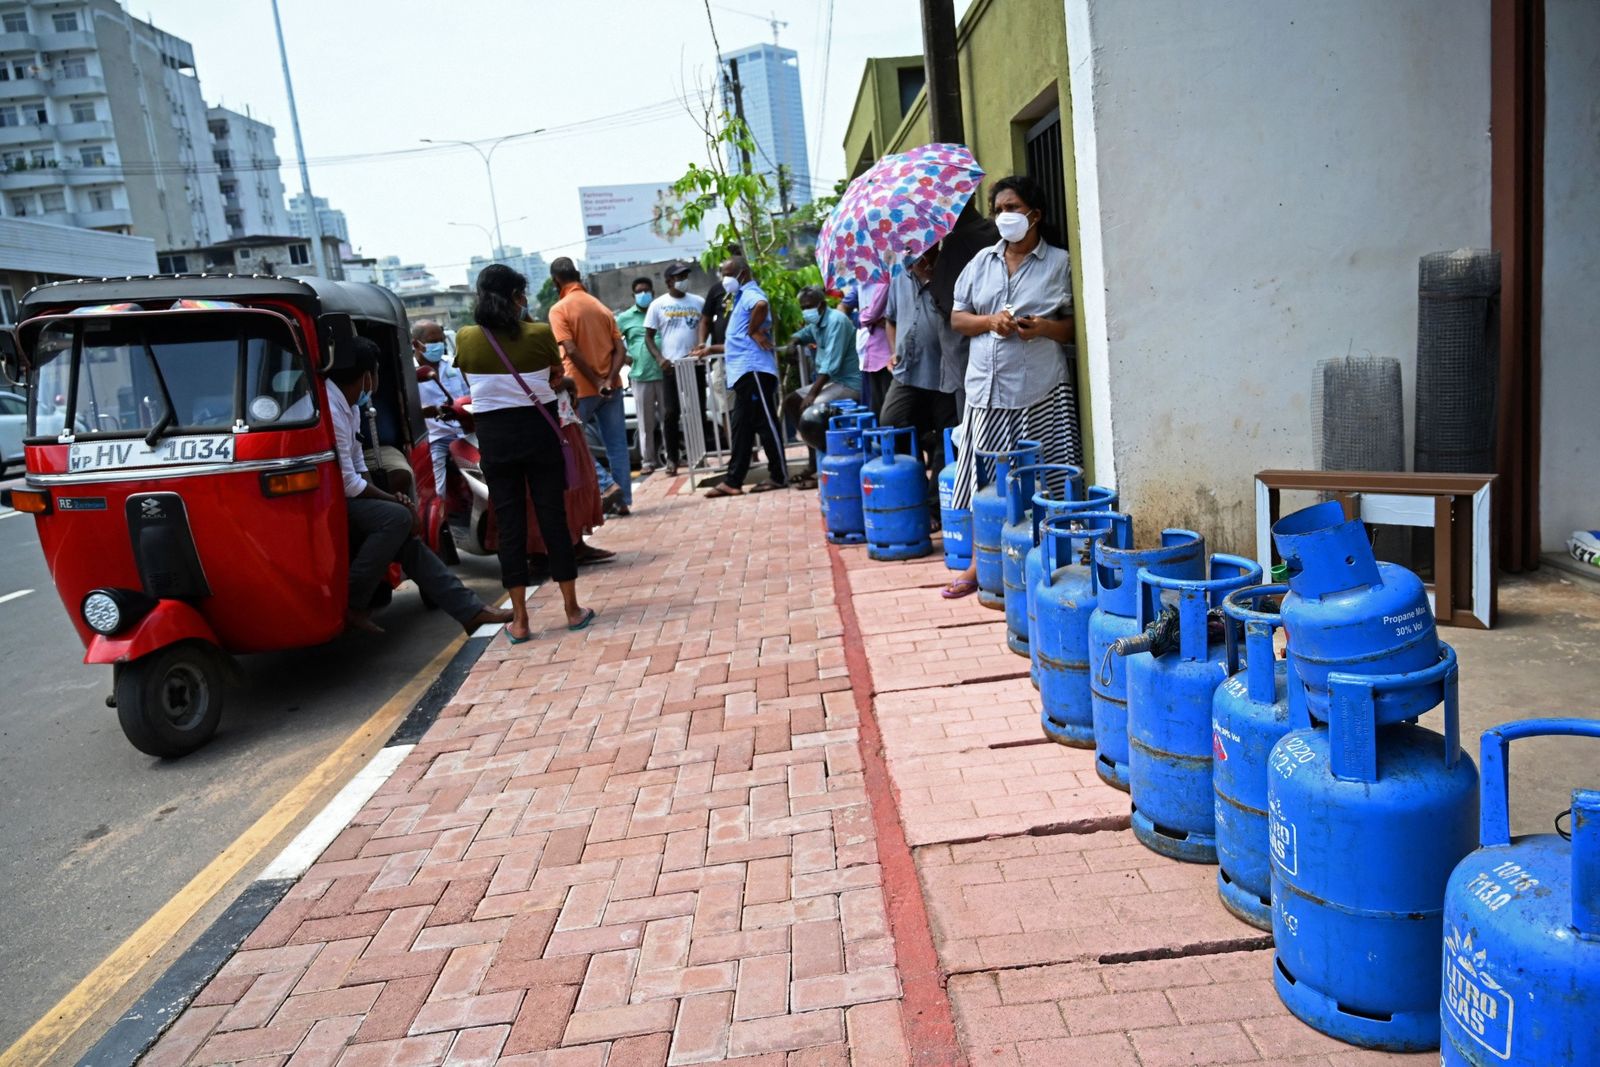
[
  {"x1": 1024, "y1": 107, "x2": 1066, "y2": 247},
  {"x1": 674, "y1": 356, "x2": 735, "y2": 471}
]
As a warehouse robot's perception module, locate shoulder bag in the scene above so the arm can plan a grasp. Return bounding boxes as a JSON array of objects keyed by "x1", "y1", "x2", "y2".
[{"x1": 479, "y1": 328, "x2": 581, "y2": 488}]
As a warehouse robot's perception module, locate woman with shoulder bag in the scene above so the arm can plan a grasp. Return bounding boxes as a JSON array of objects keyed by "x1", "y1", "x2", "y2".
[{"x1": 454, "y1": 264, "x2": 596, "y2": 636}]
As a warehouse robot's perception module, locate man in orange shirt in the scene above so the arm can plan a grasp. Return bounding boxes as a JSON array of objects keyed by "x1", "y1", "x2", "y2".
[{"x1": 548, "y1": 257, "x2": 634, "y2": 514}]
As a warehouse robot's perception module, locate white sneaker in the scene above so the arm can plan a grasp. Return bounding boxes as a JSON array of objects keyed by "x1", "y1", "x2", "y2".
[{"x1": 1569, "y1": 530, "x2": 1600, "y2": 568}]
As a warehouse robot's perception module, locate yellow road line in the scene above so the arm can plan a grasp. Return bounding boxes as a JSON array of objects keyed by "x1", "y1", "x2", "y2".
[{"x1": 0, "y1": 634, "x2": 466, "y2": 1067}]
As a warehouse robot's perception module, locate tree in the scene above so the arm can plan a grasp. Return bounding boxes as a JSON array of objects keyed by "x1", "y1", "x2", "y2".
[{"x1": 533, "y1": 276, "x2": 558, "y2": 321}]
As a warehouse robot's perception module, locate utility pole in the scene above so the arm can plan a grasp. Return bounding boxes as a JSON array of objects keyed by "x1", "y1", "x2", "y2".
[
  {"x1": 920, "y1": 0, "x2": 965, "y2": 144},
  {"x1": 725, "y1": 58, "x2": 758, "y2": 235},
  {"x1": 270, "y1": 0, "x2": 327, "y2": 279},
  {"x1": 776, "y1": 164, "x2": 792, "y2": 217}
]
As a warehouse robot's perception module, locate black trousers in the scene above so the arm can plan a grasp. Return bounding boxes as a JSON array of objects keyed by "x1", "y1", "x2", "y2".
[
  {"x1": 880, "y1": 380, "x2": 960, "y2": 478},
  {"x1": 662, "y1": 361, "x2": 708, "y2": 463},
  {"x1": 723, "y1": 371, "x2": 787, "y2": 488},
  {"x1": 475, "y1": 404, "x2": 578, "y2": 586},
  {"x1": 863, "y1": 367, "x2": 895, "y2": 418}
]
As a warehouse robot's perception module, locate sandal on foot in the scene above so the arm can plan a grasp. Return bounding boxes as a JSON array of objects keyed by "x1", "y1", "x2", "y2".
[
  {"x1": 941, "y1": 577, "x2": 979, "y2": 600},
  {"x1": 575, "y1": 545, "x2": 617, "y2": 564},
  {"x1": 567, "y1": 608, "x2": 597, "y2": 631},
  {"x1": 749, "y1": 480, "x2": 785, "y2": 493},
  {"x1": 704, "y1": 483, "x2": 743, "y2": 498}
]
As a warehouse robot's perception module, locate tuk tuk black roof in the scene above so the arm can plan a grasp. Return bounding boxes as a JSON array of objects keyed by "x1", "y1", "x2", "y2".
[{"x1": 18, "y1": 274, "x2": 408, "y2": 328}]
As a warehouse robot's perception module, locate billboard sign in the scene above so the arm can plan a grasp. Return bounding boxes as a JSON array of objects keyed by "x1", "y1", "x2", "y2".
[{"x1": 578, "y1": 183, "x2": 708, "y2": 267}]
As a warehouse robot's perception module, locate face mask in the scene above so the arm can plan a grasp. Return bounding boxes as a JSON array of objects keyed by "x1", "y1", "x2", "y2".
[
  {"x1": 634, "y1": 291, "x2": 652, "y2": 309},
  {"x1": 721, "y1": 275, "x2": 741, "y2": 297},
  {"x1": 422, "y1": 341, "x2": 446, "y2": 362},
  {"x1": 356, "y1": 388, "x2": 372, "y2": 408},
  {"x1": 801, "y1": 308, "x2": 820, "y2": 324},
  {"x1": 995, "y1": 210, "x2": 1032, "y2": 243}
]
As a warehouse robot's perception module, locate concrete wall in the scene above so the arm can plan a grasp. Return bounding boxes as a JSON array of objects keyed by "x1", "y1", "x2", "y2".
[
  {"x1": 1067, "y1": 0, "x2": 1492, "y2": 554},
  {"x1": 1539, "y1": 0, "x2": 1600, "y2": 553}
]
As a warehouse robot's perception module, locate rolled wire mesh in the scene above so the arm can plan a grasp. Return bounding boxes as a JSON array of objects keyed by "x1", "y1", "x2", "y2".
[
  {"x1": 1311, "y1": 355, "x2": 1405, "y2": 472},
  {"x1": 1414, "y1": 249, "x2": 1501, "y2": 473}
]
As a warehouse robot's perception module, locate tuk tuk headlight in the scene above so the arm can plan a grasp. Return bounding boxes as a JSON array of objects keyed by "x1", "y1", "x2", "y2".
[{"x1": 83, "y1": 590, "x2": 123, "y2": 635}]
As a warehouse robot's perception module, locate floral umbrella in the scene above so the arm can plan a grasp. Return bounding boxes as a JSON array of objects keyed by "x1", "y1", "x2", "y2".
[{"x1": 816, "y1": 143, "x2": 984, "y2": 290}]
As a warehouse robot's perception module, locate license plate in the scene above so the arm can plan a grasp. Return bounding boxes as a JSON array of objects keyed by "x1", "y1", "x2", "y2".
[{"x1": 68, "y1": 435, "x2": 236, "y2": 473}]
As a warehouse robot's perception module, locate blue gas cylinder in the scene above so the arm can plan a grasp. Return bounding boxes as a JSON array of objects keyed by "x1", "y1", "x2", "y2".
[
  {"x1": 861, "y1": 427, "x2": 932, "y2": 561},
  {"x1": 1213, "y1": 584, "x2": 1291, "y2": 930},
  {"x1": 1440, "y1": 719, "x2": 1600, "y2": 1067},
  {"x1": 819, "y1": 413, "x2": 873, "y2": 545},
  {"x1": 1269, "y1": 645, "x2": 1478, "y2": 1051},
  {"x1": 1089, "y1": 529, "x2": 1206, "y2": 791},
  {"x1": 1026, "y1": 485, "x2": 1116, "y2": 687},
  {"x1": 1002, "y1": 463, "x2": 1083, "y2": 657},
  {"x1": 937, "y1": 428, "x2": 971, "y2": 571},
  {"x1": 1121, "y1": 554, "x2": 1264, "y2": 863},
  {"x1": 1035, "y1": 511, "x2": 1130, "y2": 747},
  {"x1": 973, "y1": 441, "x2": 1040, "y2": 609},
  {"x1": 1272, "y1": 500, "x2": 1441, "y2": 725}
]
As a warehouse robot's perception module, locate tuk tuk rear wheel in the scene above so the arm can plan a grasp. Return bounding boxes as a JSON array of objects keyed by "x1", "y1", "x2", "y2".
[{"x1": 115, "y1": 643, "x2": 225, "y2": 758}]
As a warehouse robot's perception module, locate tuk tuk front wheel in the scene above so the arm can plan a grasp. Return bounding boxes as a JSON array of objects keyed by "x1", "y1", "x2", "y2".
[{"x1": 114, "y1": 642, "x2": 225, "y2": 758}]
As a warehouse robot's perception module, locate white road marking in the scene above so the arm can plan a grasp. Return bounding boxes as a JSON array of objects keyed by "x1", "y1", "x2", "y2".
[
  {"x1": 0, "y1": 589, "x2": 33, "y2": 605},
  {"x1": 258, "y1": 743, "x2": 415, "y2": 881},
  {"x1": 0, "y1": 509, "x2": 22, "y2": 520}
]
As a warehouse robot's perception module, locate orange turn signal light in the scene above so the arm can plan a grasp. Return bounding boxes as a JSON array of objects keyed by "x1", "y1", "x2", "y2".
[
  {"x1": 261, "y1": 468, "x2": 321, "y2": 497},
  {"x1": 7, "y1": 488, "x2": 50, "y2": 514}
]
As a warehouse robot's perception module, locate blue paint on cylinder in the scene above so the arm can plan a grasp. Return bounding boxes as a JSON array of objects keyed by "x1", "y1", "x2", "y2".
[
  {"x1": 1269, "y1": 645, "x2": 1478, "y2": 1052},
  {"x1": 861, "y1": 427, "x2": 932, "y2": 561},
  {"x1": 1440, "y1": 719, "x2": 1600, "y2": 1067},
  {"x1": 1089, "y1": 529, "x2": 1205, "y2": 791},
  {"x1": 1271, "y1": 500, "x2": 1441, "y2": 725},
  {"x1": 1035, "y1": 511, "x2": 1129, "y2": 747},
  {"x1": 937, "y1": 428, "x2": 971, "y2": 571},
  {"x1": 973, "y1": 441, "x2": 1039, "y2": 610},
  {"x1": 1124, "y1": 554, "x2": 1263, "y2": 863},
  {"x1": 819, "y1": 413, "x2": 873, "y2": 545},
  {"x1": 1212, "y1": 584, "x2": 1292, "y2": 931},
  {"x1": 1002, "y1": 462, "x2": 1084, "y2": 657},
  {"x1": 1026, "y1": 485, "x2": 1116, "y2": 688}
]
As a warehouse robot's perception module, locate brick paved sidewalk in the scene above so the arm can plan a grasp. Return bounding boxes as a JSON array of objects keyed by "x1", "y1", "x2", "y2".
[{"x1": 145, "y1": 471, "x2": 1439, "y2": 1067}]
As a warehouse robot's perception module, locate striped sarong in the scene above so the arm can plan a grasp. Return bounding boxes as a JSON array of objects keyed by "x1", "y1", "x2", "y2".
[{"x1": 950, "y1": 379, "x2": 1082, "y2": 510}]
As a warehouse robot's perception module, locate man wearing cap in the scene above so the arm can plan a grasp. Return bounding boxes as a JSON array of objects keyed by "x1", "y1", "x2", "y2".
[{"x1": 645, "y1": 261, "x2": 704, "y2": 476}]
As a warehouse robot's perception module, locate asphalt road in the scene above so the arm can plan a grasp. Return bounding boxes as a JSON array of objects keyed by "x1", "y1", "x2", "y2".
[{"x1": 0, "y1": 472, "x2": 508, "y2": 1059}]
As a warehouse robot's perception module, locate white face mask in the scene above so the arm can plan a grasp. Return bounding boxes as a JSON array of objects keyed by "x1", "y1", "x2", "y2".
[
  {"x1": 995, "y1": 210, "x2": 1032, "y2": 243},
  {"x1": 721, "y1": 275, "x2": 741, "y2": 297}
]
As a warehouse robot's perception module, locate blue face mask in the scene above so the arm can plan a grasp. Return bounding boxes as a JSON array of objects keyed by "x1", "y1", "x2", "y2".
[
  {"x1": 356, "y1": 389, "x2": 372, "y2": 408},
  {"x1": 801, "y1": 308, "x2": 820, "y2": 324},
  {"x1": 422, "y1": 341, "x2": 446, "y2": 362},
  {"x1": 634, "y1": 291, "x2": 652, "y2": 309}
]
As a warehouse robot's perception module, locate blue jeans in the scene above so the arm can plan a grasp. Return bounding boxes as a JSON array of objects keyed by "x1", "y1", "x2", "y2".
[{"x1": 578, "y1": 392, "x2": 631, "y2": 506}]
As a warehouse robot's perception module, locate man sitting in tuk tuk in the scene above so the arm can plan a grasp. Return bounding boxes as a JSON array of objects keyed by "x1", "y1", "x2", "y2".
[{"x1": 328, "y1": 338, "x2": 512, "y2": 635}]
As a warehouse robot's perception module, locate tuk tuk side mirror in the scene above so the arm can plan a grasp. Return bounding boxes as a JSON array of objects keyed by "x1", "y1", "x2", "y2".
[
  {"x1": 316, "y1": 313, "x2": 356, "y2": 374},
  {"x1": 0, "y1": 327, "x2": 25, "y2": 387}
]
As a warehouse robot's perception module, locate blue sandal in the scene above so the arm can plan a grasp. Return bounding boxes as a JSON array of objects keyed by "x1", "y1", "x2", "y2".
[{"x1": 568, "y1": 608, "x2": 597, "y2": 632}]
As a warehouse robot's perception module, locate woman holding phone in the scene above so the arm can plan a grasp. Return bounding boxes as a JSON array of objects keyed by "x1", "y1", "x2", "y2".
[{"x1": 942, "y1": 174, "x2": 1082, "y2": 599}]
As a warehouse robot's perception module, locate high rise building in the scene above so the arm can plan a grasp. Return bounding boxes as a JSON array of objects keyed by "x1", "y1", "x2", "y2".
[
  {"x1": 207, "y1": 106, "x2": 288, "y2": 238},
  {"x1": 468, "y1": 246, "x2": 548, "y2": 293},
  {"x1": 718, "y1": 42, "x2": 811, "y2": 209},
  {"x1": 288, "y1": 192, "x2": 349, "y2": 244}
]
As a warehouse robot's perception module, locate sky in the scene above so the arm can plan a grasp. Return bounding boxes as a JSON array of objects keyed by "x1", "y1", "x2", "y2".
[{"x1": 128, "y1": 0, "x2": 943, "y2": 283}]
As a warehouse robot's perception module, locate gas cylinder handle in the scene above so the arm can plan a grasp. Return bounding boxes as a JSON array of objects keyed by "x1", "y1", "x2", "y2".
[
  {"x1": 1040, "y1": 510, "x2": 1124, "y2": 588},
  {"x1": 1010, "y1": 462, "x2": 1081, "y2": 536},
  {"x1": 1137, "y1": 556, "x2": 1263, "y2": 661},
  {"x1": 1477, "y1": 718, "x2": 1600, "y2": 847},
  {"x1": 943, "y1": 427, "x2": 956, "y2": 467},
  {"x1": 1326, "y1": 643, "x2": 1459, "y2": 784},
  {"x1": 1222, "y1": 583, "x2": 1287, "y2": 697},
  {"x1": 1094, "y1": 527, "x2": 1204, "y2": 599}
]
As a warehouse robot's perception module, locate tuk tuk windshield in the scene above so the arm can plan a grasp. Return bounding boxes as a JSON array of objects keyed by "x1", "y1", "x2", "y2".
[{"x1": 28, "y1": 312, "x2": 317, "y2": 439}]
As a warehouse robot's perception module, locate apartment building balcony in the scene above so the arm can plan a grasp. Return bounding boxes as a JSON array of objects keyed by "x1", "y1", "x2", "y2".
[
  {"x1": 0, "y1": 124, "x2": 50, "y2": 147},
  {"x1": 36, "y1": 29, "x2": 98, "y2": 53},
  {"x1": 74, "y1": 207, "x2": 133, "y2": 230},
  {"x1": 0, "y1": 166, "x2": 66, "y2": 191},
  {"x1": 0, "y1": 33, "x2": 39, "y2": 54},
  {"x1": 48, "y1": 75, "x2": 106, "y2": 98},
  {"x1": 63, "y1": 166, "x2": 114, "y2": 186},
  {"x1": 0, "y1": 77, "x2": 49, "y2": 98},
  {"x1": 54, "y1": 119, "x2": 112, "y2": 142}
]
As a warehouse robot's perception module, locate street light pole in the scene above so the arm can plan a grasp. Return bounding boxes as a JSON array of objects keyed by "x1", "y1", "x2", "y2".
[
  {"x1": 421, "y1": 133, "x2": 543, "y2": 256},
  {"x1": 270, "y1": 0, "x2": 328, "y2": 279},
  {"x1": 449, "y1": 216, "x2": 530, "y2": 263}
]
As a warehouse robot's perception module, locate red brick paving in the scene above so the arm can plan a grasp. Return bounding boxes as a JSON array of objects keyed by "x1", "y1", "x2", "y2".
[{"x1": 145, "y1": 474, "x2": 1430, "y2": 1065}]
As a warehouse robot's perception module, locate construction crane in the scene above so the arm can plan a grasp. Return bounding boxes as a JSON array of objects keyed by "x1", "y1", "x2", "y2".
[{"x1": 713, "y1": 4, "x2": 789, "y2": 45}]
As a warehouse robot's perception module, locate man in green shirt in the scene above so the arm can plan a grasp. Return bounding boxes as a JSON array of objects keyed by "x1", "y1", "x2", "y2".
[{"x1": 619, "y1": 276, "x2": 675, "y2": 474}]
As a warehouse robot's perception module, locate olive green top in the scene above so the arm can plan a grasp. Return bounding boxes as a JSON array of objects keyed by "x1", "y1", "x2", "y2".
[{"x1": 453, "y1": 321, "x2": 562, "y2": 376}]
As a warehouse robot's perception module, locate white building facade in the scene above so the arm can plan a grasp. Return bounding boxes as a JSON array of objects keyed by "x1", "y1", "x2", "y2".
[
  {"x1": 207, "y1": 105, "x2": 287, "y2": 238},
  {"x1": 719, "y1": 43, "x2": 812, "y2": 209},
  {"x1": 287, "y1": 192, "x2": 349, "y2": 244}
]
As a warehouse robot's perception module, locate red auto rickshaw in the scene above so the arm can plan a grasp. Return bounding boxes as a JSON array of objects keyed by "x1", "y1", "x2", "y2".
[{"x1": 0, "y1": 274, "x2": 428, "y2": 757}]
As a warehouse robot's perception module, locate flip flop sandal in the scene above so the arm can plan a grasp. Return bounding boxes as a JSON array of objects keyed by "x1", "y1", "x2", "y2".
[
  {"x1": 575, "y1": 546, "x2": 617, "y2": 564},
  {"x1": 749, "y1": 481, "x2": 785, "y2": 493},
  {"x1": 704, "y1": 484, "x2": 743, "y2": 498},
  {"x1": 507, "y1": 629, "x2": 533, "y2": 645},
  {"x1": 941, "y1": 577, "x2": 980, "y2": 600},
  {"x1": 568, "y1": 608, "x2": 597, "y2": 631}
]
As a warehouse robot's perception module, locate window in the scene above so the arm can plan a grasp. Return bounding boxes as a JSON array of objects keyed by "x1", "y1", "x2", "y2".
[
  {"x1": 0, "y1": 67, "x2": 8, "y2": 82},
  {"x1": 0, "y1": 286, "x2": 17, "y2": 326},
  {"x1": 88, "y1": 188, "x2": 112, "y2": 211},
  {"x1": 40, "y1": 190, "x2": 65, "y2": 212},
  {"x1": 69, "y1": 101, "x2": 94, "y2": 123},
  {"x1": 0, "y1": 393, "x2": 25, "y2": 415},
  {"x1": 0, "y1": 106, "x2": 18, "y2": 128},
  {"x1": 32, "y1": 103, "x2": 47, "y2": 123},
  {"x1": 1023, "y1": 106, "x2": 1066, "y2": 252},
  {"x1": 51, "y1": 11, "x2": 79, "y2": 32},
  {"x1": 79, "y1": 146, "x2": 104, "y2": 166},
  {"x1": 157, "y1": 254, "x2": 189, "y2": 273},
  {"x1": 288, "y1": 243, "x2": 310, "y2": 266},
  {"x1": 60, "y1": 56, "x2": 87, "y2": 78},
  {"x1": 213, "y1": 150, "x2": 231, "y2": 168},
  {"x1": 1, "y1": 152, "x2": 21, "y2": 170},
  {"x1": 2, "y1": 11, "x2": 27, "y2": 33},
  {"x1": 8, "y1": 194, "x2": 33, "y2": 216},
  {"x1": 29, "y1": 149, "x2": 50, "y2": 167},
  {"x1": 236, "y1": 247, "x2": 251, "y2": 260}
]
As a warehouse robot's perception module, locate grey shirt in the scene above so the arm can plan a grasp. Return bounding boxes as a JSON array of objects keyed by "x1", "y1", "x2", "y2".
[
  {"x1": 885, "y1": 270, "x2": 967, "y2": 394},
  {"x1": 951, "y1": 238, "x2": 1073, "y2": 409}
]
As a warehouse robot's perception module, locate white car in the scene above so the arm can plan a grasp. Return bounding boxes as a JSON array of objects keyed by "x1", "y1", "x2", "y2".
[{"x1": 0, "y1": 390, "x2": 25, "y2": 478}]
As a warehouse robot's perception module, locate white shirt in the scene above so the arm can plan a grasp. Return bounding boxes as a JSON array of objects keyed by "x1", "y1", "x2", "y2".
[
  {"x1": 325, "y1": 378, "x2": 369, "y2": 498},
  {"x1": 644, "y1": 291, "x2": 705, "y2": 362},
  {"x1": 469, "y1": 365, "x2": 556, "y2": 413},
  {"x1": 418, "y1": 354, "x2": 470, "y2": 442}
]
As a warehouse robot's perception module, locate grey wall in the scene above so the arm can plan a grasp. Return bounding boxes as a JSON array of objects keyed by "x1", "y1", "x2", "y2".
[
  {"x1": 586, "y1": 260, "x2": 718, "y2": 315},
  {"x1": 1067, "y1": 0, "x2": 1493, "y2": 554},
  {"x1": 1539, "y1": 0, "x2": 1600, "y2": 553}
]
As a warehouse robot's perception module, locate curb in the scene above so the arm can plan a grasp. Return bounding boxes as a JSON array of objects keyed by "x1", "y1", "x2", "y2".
[{"x1": 77, "y1": 632, "x2": 496, "y2": 1067}]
